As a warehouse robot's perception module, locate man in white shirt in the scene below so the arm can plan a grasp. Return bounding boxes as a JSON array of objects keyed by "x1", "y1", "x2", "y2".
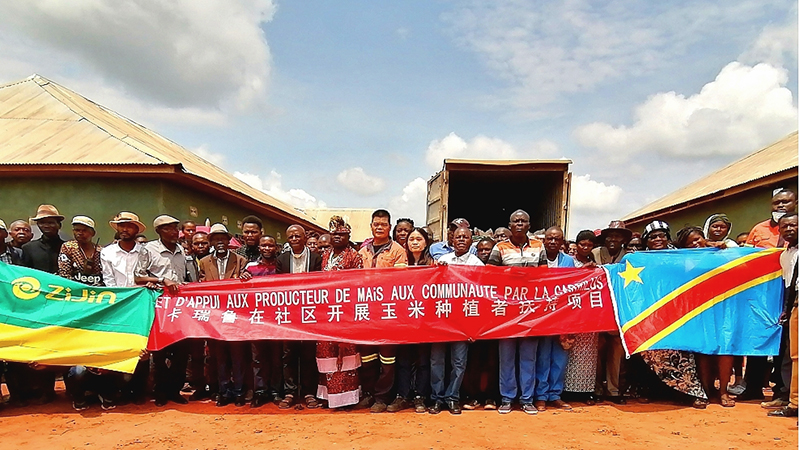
[
  {"x1": 430, "y1": 227, "x2": 482, "y2": 415},
  {"x1": 101, "y1": 212, "x2": 146, "y2": 288}
]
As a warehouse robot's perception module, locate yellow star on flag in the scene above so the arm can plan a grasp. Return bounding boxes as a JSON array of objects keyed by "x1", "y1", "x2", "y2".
[{"x1": 618, "y1": 260, "x2": 644, "y2": 288}]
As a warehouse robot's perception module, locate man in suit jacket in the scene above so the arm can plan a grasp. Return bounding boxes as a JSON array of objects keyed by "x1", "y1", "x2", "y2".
[
  {"x1": 275, "y1": 224, "x2": 322, "y2": 409},
  {"x1": 199, "y1": 223, "x2": 251, "y2": 407}
]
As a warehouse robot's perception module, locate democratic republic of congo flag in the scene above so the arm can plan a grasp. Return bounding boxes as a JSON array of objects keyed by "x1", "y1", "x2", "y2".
[
  {"x1": 605, "y1": 247, "x2": 783, "y2": 357},
  {"x1": 0, "y1": 262, "x2": 158, "y2": 373}
]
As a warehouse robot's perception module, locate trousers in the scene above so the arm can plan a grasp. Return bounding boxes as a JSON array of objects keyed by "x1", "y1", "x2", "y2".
[{"x1": 498, "y1": 337, "x2": 538, "y2": 403}]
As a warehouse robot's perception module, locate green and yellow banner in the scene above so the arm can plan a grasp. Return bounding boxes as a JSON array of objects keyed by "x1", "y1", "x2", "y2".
[{"x1": 0, "y1": 263, "x2": 157, "y2": 373}]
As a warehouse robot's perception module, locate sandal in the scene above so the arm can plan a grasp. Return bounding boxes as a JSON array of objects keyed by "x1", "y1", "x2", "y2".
[
  {"x1": 304, "y1": 395, "x2": 321, "y2": 409},
  {"x1": 720, "y1": 396, "x2": 736, "y2": 408},
  {"x1": 691, "y1": 398, "x2": 708, "y2": 409},
  {"x1": 278, "y1": 394, "x2": 295, "y2": 409}
]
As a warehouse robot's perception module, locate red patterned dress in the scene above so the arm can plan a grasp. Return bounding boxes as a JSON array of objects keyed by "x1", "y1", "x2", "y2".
[{"x1": 317, "y1": 247, "x2": 363, "y2": 407}]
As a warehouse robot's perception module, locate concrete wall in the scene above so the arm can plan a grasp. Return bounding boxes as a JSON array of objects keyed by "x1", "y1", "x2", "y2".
[
  {"x1": 626, "y1": 176, "x2": 798, "y2": 238},
  {"x1": 0, "y1": 177, "x2": 294, "y2": 243}
]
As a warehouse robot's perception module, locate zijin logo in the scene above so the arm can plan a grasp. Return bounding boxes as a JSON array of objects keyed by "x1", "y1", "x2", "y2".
[{"x1": 12, "y1": 277, "x2": 41, "y2": 300}]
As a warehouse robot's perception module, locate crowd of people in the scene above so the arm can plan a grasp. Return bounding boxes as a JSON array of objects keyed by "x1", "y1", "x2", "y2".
[{"x1": 0, "y1": 188, "x2": 796, "y2": 419}]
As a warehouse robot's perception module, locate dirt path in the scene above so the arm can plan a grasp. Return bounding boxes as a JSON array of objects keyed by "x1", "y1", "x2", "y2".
[{"x1": 1, "y1": 395, "x2": 796, "y2": 450}]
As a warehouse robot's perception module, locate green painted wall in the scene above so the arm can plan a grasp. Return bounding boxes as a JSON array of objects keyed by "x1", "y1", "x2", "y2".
[
  {"x1": 0, "y1": 177, "x2": 293, "y2": 243},
  {"x1": 627, "y1": 177, "x2": 798, "y2": 238}
]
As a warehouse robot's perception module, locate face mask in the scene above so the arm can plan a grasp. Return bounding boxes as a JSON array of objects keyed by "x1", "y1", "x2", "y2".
[{"x1": 772, "y1": 211, "x2": 787, "y2": 222}]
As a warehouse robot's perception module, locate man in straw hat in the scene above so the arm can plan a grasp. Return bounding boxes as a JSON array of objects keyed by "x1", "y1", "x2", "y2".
[
  {"x1": 198, "y1": 223, "x2": 251, "y2": 407},
  {"x1": 8, "y1": 205, "x2": 66, "y2": 406},
  {"x1": 21, "y1": 204, "x2": 65, "y2": 274},
  {"x1": 102, "y1": 212, "x2": 147, "y2": 288},
  {"x1": 135, "y1": 214, "x2": 191, "y2": 406}
]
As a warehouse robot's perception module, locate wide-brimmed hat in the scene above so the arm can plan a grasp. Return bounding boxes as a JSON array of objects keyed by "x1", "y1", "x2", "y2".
[
  {"x1": 32, "y1": 204, "x2": 65, "y2": 222},
  {"x1": 153, "y1": 215, "x2": 180, "y2": 229},
  {"x1": 71, "y1": 215, "x2": 95, "y2": 230},
  {"x1": 208, "y1": 223, "x2": 231, "y2": 238},
  {"x1": 109, "y1": 212, "x2": 146, "y2": 234},
  {"x1": 597, "y1": 220, "x2": 633, "y2": 243}
]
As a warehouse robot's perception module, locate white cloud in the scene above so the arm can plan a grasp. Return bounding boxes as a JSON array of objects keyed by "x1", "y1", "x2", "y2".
[
  {"x1": 443, "y1": 0, "x2": 787, "y2": 111},
  {"x1": 570, "y1": 174, "x2": 623, "y2": 213},
  {"x1": 336, "y1": 167, "x2": 386, "y2": 196},
  {"x1": 389, "y1": 178, "x2": 428, "y2": 223},
  {"x1": 234, "y1": 170, "x2": 327, "y2": 210},
  {"x1": 190, "y1": 145, "x2": 226, "y2": 167},
  {"x1": 573, "y1": 61, "x2": 797, "y2": 161},
  {"x1": 425, "y1": 132, "x2": 559, "y2": 168},
  {"x1": 739, "y1": 14, "x2": 798, "y2": 67},
  {"x1": 0, "y1": 0, "x2": 275, "y2": 110}
]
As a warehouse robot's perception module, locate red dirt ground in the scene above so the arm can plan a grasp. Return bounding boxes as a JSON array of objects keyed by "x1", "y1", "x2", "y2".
[{"x1": 0, "y1": 387, "x2": 797, "y2": 450}]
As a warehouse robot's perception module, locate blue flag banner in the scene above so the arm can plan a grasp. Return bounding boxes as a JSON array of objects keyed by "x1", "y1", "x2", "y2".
[{"x1": 605, "y1": 247, "x2": 783, "y2": 356}]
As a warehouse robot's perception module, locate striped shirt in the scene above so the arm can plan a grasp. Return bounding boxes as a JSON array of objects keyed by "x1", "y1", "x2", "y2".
[{"x1": 487, "y1": 238, "x2": 543, "y2": 267}]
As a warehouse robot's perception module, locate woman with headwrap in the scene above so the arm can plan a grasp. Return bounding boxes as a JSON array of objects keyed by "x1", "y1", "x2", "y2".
[
  {"x1": 632, "y1": 221, "x2": 709, "y2": 408},
  {"x1": 562, "y1": 230, "x2": 600, "y2": 405},
  {"x1": 315, "y1": 216, "x2": 363, "y2": 408},
  {"x1": 703, "y1": 213, "x2": 739, "y2": 249}
]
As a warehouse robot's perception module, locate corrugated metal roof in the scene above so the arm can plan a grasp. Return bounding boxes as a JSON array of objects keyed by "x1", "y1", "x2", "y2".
[
  {"x1": 303, "y1": 208, "x2": 377, "y2": 242},
  {"x1": 0, "y1": 74, "x2": 326, "y2": 230},
  {"x1": 443, "y1": 158, "x2": 572, "y2": 168},
  {"x1": 623, "y1": 132, "x2": 799, "y2": 221}
]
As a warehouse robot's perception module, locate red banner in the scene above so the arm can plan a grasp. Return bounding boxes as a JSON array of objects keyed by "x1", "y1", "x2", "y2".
[{"x1": 147, "y1": 265, "x2": 616, "y2": 351}]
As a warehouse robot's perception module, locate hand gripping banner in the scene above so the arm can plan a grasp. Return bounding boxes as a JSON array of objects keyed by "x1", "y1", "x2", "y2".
[{"x1": 148, "y1": 265, "x2": 617, "y2": 350}]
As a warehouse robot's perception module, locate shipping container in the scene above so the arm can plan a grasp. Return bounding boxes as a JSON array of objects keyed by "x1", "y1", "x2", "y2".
[{"x1": 426, "y1": 159, "x2": 572, "y2": 241}]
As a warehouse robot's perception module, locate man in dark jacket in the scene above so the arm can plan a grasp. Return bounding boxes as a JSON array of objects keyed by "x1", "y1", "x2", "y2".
[{"x1": 276, "y1": 224, "x2": 322, "y2": 409}]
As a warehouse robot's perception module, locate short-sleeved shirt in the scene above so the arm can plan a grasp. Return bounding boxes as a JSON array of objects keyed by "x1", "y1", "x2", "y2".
[
  {"x1": 134, "y1": 239, "x2": 188, "y2": 283},
  {"x1": 101, "y1": 242, "x2": 143, "y2": 287},
  {"x1": 57, "y1": 240, "x2": 103, "y2": 286},
  {"x1": 438, "y1": 251, "x2": 484, "y2": 266},
  {"x1": 359, "y1": 240, "x2": 408, "y2": 268},
  {"x1": 246, "y1": 257, "x2": 277, "y2": 277},
  {"x1": 746, "y1": 219, "x2": 782, "y2": 248},
  {"x1": 430, "y1": 241, "x2": 478, "y2": 261},
  {"x1": 487, "y1": 238, "x2": 543, "y2": 267}
]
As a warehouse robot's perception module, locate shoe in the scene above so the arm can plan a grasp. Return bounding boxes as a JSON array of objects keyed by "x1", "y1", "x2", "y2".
[
  {"x1": 354, "y1": 394, "x2": 373, "y2": 410},
  {"x1": 498, "y1": 401, "x2": 513, "y2": 414},
  {"x1": 235, "y1": 395, "x2": 247, "y2": 407},
  {"x1": 98, "y1": 396, "x2": 116, "y2": 411},
  {"x1": 170, "y1": 393, "x2": 189, "y2": 405},
  {"x1": 216, "y1": 396, "x2": 232, "y2": 407},
  {"x1": 428, "y1": 401, "x2": 445, "y2": 414},
  {"x1": 387, "y1": 396, "x2": 409, "y2": 412},
  {"x1": 304, "y1": 395, "x2": 321, "y2": 409},
  {"x1": 727, "y1": 381, "x2": 746, "y2": 396},
  {"x1": 692, "y1": 398, "x2": 708, "y2": 409},
  {"x1": 190, "y1": 390, "x2": 210, "y2": 401},
  {"x1": 534, "y1": 400, "x2": 546, "y2": 411},
  {"x1": 462, "y1": 399, "x2": 480, "y2": 410},
  {"x1": 413, "y1": 396, "x2": 427, "y2": 413},
  {"x1": 278, "y1": 394, "x2": 295, "y2": 409},
  {"x1": 181, "y1": 382, "x2": 193, "y2": 393},
  {"x1": 521, "y1": 403, "x2": 538, "y2": 415},
  {"x1": 250, "y1": 394, "x2": 268, "y2": 408},
  {"x1": 154, "y1": 395, "x2": 168, "y2": 407},
  {"x1": 549, "y1": 399, "x2": 572, "y2": 410},
  {"x1": 370, "y1": 401, "x2": 387, "y2": 413},
  {"x1": 446, "y1": 400, "x2": 462, "y2": 415},
  {"x1": 761, "y1": 398, "x2": 789, "y2": 409},
  {"x1": 768, "y1": 406, "x2": 799, "y2": 417},
  {"x1": 586, "y1": 395, "x2": 597, "y2": 406},
  {"x1": 73, "y1": 401, "x2": 89, "y2": 411},
  {"x1": 607, "y1": 395, "x2": 627, "y2": 405},
  {"x1": 484, "y1": 399, "x2": 497, "y2": 410}
]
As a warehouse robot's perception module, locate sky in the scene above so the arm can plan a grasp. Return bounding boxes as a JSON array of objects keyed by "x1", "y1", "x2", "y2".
[{"x1": 0, "y1": 0, "x2": 797, "y2": 237}]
